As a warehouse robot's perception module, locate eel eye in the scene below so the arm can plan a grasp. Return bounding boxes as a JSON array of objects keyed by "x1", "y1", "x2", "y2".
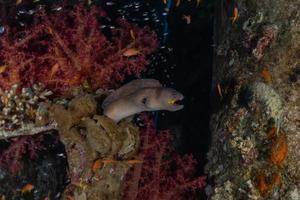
[{"x1": 141, "y1": 97, "x2": 147, "y2": 104}]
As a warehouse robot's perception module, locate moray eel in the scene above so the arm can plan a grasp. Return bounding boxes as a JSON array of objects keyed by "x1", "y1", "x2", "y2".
[{"x1": 102, "y1": 79, "x2": 184, "y2": 123}]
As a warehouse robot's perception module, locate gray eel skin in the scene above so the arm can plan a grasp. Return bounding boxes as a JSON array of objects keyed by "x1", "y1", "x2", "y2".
[{"x1": 102, "y1": 79, "x2": 184, "y2": 123}]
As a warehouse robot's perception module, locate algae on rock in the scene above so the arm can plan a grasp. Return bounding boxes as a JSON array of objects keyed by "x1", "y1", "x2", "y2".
[
  {"x1": 48, "y1": 94, "x2": 140, "y2": 200},
  {"x1": 206, "y1": 0, "x2": 300, "y2": 199}
]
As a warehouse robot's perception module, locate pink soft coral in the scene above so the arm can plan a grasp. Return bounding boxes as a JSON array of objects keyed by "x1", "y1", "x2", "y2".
[
  {"x1": 0, "y1": 4, "x2": 158, "y2": 95},
  {"x1": 121, "y1": 114, "x2": 207, "y2": 200}
]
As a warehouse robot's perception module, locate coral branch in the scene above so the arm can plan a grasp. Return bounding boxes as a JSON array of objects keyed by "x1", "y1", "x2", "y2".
[
  {"x1": 0, "y1": 4, "x2": 158, "y2": 96},
  {"x1": 121, "y1": 114, "x2": 206, "y2": 200}
]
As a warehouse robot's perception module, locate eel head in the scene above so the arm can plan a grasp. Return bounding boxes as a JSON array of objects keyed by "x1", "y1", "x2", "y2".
[{"x1": 138, "y1": 88, "x2": 184, "y2": 112}]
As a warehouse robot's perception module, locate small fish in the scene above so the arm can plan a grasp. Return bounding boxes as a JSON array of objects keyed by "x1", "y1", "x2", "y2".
[
  {"x1": 102, "y1": 159, "x2": 115, "y2": 165},
  {"x1": 92, "y1": 159, "x2": 103, "y2": 173},
  {"x1": 16, "y1": 0, "x2": 22, "y2": 5},
  {"x1": 175, "y1": 0, "x2": 181, "y2": 7},
  {"x1": 130, "y1": 30, "x2": 135, "y2": 40},
  {"x1": 0, "y1": 26, "x2": 5, "y2": 34},
  {"x1": 196, "y1": 0, "x2": 201, "y2": 7},
  {"x1": 0, "y1": 65, "x2": 7, "y2": 74},
  {"x1": 106, "y1": 1, "x2": 115, "y2": 6},
  {"x1": 182, "y1": 15, "x2": 192, "y2": 24},
  {"x1": 127, "y1": 159, "x2": 143, "y2": 164},
  {"x1": 231, "y1": 6, "x2": 239, "y2": 24},
  {"x1": 162, "y1": 0, "x2": 167, "y2": 4},
  {"x1": 50, "y1": 63, "x2": 59, "y2": 78},
  {"x1": 262, "y1": 68, "x2": 272, "y2": 82},
  {"x1": 27, "y1": 9, "x2": 35, "y2": 15},
  {"x1": 20, "y1": 184, "x2": 34, "y2": 194},
  {"x1": 47, "y1": 26, "x2": 53, "y2": 35},
  {"x1": 217, "y1": 83, "x2": 223, "y2": 97},
  {"x1": 123, "y1": 48, "x2": 141, "y2": 57}
]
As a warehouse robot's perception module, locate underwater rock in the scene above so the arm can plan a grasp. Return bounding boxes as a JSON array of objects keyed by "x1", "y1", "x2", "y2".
[
  {"x1": 47, "y1": 93, "x2": 140, "y2": 199},
  {"x1": 207, "y1": 0, "x2": 300, "y2": 199}
]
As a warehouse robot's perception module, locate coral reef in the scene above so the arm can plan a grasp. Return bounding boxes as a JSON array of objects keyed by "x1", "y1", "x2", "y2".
[
  {"x1": 0, "y1": 2, "x2": 208, "y2": 199},
  {"x1": 121, "y1": 115, "x2": 206, "y2": 200},
  {"x1": 0, "y1": 3, "x2": 158, "y2": 197},
  {"x1": 0, "y1": 133, "x2": 46, "y2": 175},
  {"x1": 0, "y1": 3, "x2": 158, "y2": 96},
  {"x1": 206, "y1": 0, "x2": 300, "y2": 199}
]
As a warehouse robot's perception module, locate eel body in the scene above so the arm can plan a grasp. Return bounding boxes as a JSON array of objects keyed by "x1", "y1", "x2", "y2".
[{"x1": 102, "y1": 79, "x2": 184, "y2": 123}]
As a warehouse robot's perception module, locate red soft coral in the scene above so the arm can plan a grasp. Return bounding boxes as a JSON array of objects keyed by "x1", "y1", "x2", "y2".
[
  {"x1": 0, "y1": 4, "x2": 158, "y2": 95},
  {"x1": 121, "y1": 114, "x2": 206, "y2": 200},
  {"x1": 0, "y1": 134, "x2": 45, "y2": 175}
]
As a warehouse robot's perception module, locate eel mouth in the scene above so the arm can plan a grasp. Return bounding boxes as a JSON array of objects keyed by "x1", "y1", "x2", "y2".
[
  {"x1": 173, "y1": 98, "x2": 184, "y2": 105},
  {"x1": 168, "y1": 96, "x2": 184, "y2": 111}
]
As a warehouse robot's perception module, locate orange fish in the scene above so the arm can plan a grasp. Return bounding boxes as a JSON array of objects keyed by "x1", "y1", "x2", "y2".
[
  {"x1": 130, "y1": 30, "x2": 135, "y2": 40},
  {"x1": 231, "y1": 6, "x2": 239, "y2": 24},
  {"x1": 16, "y1": 0, "x2": 22, "y2": 5},
  {"x1": 127, "y1": 159, "x2": 143, "y2": 164},
  {"x1": 102, "y1": 159, "x2": 115, "y2": 165},
  {"x1": 20, "y1": 184, "x2": 34, "y2": 194},
  {"x1": 92, "y1": 159, "x2": 103, "y2": 173},
  {"x1": 123, "y1": 48, "x2": 141, "y2": 57},
  {"x1": 50, "y1": 63, "x2": 59, "y2": 78},
  {"x1": 0, "y1": 65, "x2": 7, "y2": 74},
  {"x1": 182, "y1": 15, "x2": 191, "y2": 24},
  {"x1": 261, "y1": 68, "x2": 272, "y2": 82},
  {"x1": 47, "y1": 26, "x2": 53, "y2": 35}
]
